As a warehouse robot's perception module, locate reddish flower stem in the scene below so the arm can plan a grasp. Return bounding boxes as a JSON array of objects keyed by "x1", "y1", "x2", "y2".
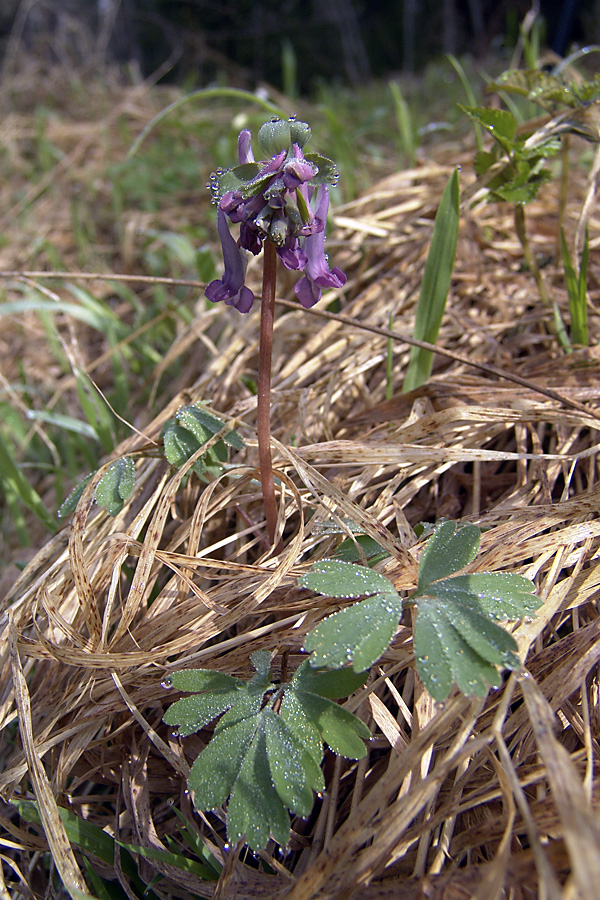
[{"x1": 257, "y1": 239, "x2": 281, "y2": 551}]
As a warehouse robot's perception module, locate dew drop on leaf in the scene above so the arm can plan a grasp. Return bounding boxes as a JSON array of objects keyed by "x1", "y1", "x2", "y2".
[{"x1": 161, "y1": 679, "x2": 172, "y2": 689}]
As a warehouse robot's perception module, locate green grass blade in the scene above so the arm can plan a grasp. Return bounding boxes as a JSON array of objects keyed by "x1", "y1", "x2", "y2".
[
  {"x1": 402, "y1": 168, "x2": 460, "y2": 393},
  {"x1": 560, "y1": 228, "x2": 588, "y2": 346},
  {"x1": 389, "y1": 80, "x2": 416, "y2": 167},
  {"x1": 447, "y1": 54, "x2": 483, "y2": 152},
  {"x1": 0, "y1": 433, "x2": 57, "y2": 532},
  {"x1": 127, "y1": 88, "x2": 283, "y2": 159}
]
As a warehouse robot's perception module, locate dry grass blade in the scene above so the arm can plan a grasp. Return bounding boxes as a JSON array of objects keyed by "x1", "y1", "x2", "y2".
[
  {"x1": 521, "y1": 674, "x2": 600, "y2": 900},
  {"x1": 7, "y1": 616, "x2": 90, "y2": 899}
]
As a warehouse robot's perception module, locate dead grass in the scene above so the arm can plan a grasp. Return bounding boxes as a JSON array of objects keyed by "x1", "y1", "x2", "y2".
[{"x1": 1, "y1": 64, "x2": 600, "y2": 900}]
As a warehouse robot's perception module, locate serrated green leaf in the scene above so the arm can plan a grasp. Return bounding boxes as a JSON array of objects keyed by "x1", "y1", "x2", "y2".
[
  {"x1": 334, "y1": 534, "x2": 391, "y2": 564},
  {"x1": 95, "y1": 457, "x2": 135, "y2": 516},
  {"x1": 417, "y1": 521, "x2": 480, "y2": 590},
  {"x1": 433, "y1": 573, "x2": 541, "y2": 620},
  {"x1": 227, "y1": 717, "x2": 290, "y2": 850},
  {"x1": 474, "y1": 149, "x2": 498, "y2": 177},
  {"x1": 461, "y1": 105, "x2": 517, "y2": 150},
  {"x1": 303, "y1": 591, "x2": 403, "y2": 671},
  {"x1": 300, "y1": 558, "x2": 394, "y2": 598},
  {"x1": 188, "y1": 716, "x2": 259, "y2": 809},
  {"x1": 292, "y1": 690, "x2": 369, "y2": 758},
  {"x1": 264, "y1": 711, "x2": 313, "y2": 816},
  {"x1": 57, "y1": 473, "x2": 94, "y2": 518}
]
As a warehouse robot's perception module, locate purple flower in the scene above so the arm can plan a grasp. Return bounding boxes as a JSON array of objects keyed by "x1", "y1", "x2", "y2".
[
  {"x1": 205, "y1": 117, "x2": 345, "y2": 313},
  {"x1": 205, "y1": 207, "x2": 255, "y2": 313},
  {"x1": 294, "y1": 185, "x2": 347, "y2": 308}
]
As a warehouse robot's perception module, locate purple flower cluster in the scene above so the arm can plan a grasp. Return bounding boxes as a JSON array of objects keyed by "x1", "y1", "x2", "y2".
[{"x1": 205, "y1": 117, "x2": 346, "y2": 312}]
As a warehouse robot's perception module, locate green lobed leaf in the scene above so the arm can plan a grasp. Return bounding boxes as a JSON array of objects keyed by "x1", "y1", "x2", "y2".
[
  {"x1": 176, "y1": 405, "x2": 244, "y2": 450},
  {"x1": 95, "y1": 457, "x2": 135, "y2": 517},
  {"x1": 162, "y1": 422, "x2": 203, "y2": 472},
  {"x1": 163, "y1": 671, "x2": 243, "y2": 737},
  {"x1": 303, "y1": 591, "x2": 403, "y2": 672},
  {"x1": 461, "y1": 105, "x2": 517, "y2": 150},
  {"x1": 474, "y1": 149, "x2": 499, "y2": 177},
  {"x1": 432, "y1": 573, "x2": 541, "y2": 620},
  {"x1": 291, "y1": 690, "x2": 369, "y2": 758},
  {"x1": 417, "y1": 521, "x2": 480, "y2": 590},
  {"x1": 217, "y1": 163, "x2": 261, "y2": 195},
  {"x1": 175, "y1": 408, "x2": 212, "y2": 445},
  {"x1": 264, "y1": 711, "x2": 314, "y2": 816},
  {"x1": 167, "y1": 669, "x2": 240, "y2": 693},
  {"x1": 188, "y1": 715, "x2": 260, "y2": 810},
  {"x1": 278, "y1": 688, "x2": 325, "y2": 778},
  {"x1": 227, "y1": 717, "x2": 290, "y2": 850},
  {"x1": 414, "y1": 603, "x2": 504, "y2": 699},
  {"x1": 249, "y1": 649, "x2": 274, "y2": 683},
  {"x1": 300, "y1": 558, "x2": 394, "y2": 598},
  {"x1": 414, "y1": 590, "x2": 523, "y2": 700}
]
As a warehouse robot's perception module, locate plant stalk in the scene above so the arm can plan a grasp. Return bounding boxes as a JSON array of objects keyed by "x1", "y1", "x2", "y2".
[
  {"x1": 257, "y1": 239, "x2": 281, "y2": 551},
  {"x1": 514, "y1": 203, "x2": 552, "y2": 308}
]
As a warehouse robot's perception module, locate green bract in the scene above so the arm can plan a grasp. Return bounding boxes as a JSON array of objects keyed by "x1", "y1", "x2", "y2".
[{"x1": 257, "y1": 116, "x2": 312, "y2": 155}]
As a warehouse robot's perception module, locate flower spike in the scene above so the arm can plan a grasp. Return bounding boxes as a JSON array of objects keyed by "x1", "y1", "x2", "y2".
[{"x1": 205, "y1": 117, "x2": 345, "y2": 313}]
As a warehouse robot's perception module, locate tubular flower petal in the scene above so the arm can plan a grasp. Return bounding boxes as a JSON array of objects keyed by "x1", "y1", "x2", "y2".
[
  {"x1": 205, "y1": 207, "x2": 255, "y2": 313},
  {"x1": 294, "y1": 185, "x2": 347, "y2": 308},
  {"x1": 205, "y1": 117, "x2": 345, "y2": 313},
  {"x1": 237, "y1": 129, "x2": 254, "y2": 164}
]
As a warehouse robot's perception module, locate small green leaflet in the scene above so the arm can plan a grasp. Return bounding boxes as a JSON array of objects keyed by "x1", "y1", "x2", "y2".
[
  {"x1": 300, "y1": 559, "x2": 403, "y2": 672},
  {"x1": 300, "y1": 521, "x2": 541, "y2": 700},
  {"x1": 163, "y1": 652, "x2": 368, "y2": 851},
  {"x1": 414, "y1": 522, "x2": 541, "y2": 698},
  {"x1": 95, "y1": 457, "x2": 135, "y2": 516},
  {"x1": 417, "y1": 520, "x2": 480, "y2": 588},
  {"x1": 57, "y1": 472, "x2": 94, "y2": 518},
  {"x1": 162, "y1": 404, "x2": 244, "y2": 477}
]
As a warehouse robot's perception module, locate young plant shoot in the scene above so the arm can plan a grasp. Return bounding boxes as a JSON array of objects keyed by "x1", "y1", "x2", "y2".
[{"x1": 205, "y1": 117, "x2": 346, "y2": 547}]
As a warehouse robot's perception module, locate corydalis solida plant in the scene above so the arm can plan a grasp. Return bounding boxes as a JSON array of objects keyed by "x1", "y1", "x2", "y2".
[{"x1": 206, "y1": 117, "x2": 346, "y2": 546}]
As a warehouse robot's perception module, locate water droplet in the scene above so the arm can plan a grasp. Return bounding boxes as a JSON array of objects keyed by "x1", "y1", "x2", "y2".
[
  {"x1": 289, "y1": 114, "x2": 297, "y2": 121},
  {"x1": 216, "y1": 167, "x2": 224, "y2": 175},
  {"x1": 161, "y1": 678, "x2": 172, "y2": 689},
  {"x1": 271, "y1": 116, "x2": 280, "y2": 123}
]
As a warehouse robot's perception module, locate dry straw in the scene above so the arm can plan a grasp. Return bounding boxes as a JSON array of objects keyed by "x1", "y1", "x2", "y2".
[{"x1": 1, "y1": 69, "x2": 600, "y2": 900}]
